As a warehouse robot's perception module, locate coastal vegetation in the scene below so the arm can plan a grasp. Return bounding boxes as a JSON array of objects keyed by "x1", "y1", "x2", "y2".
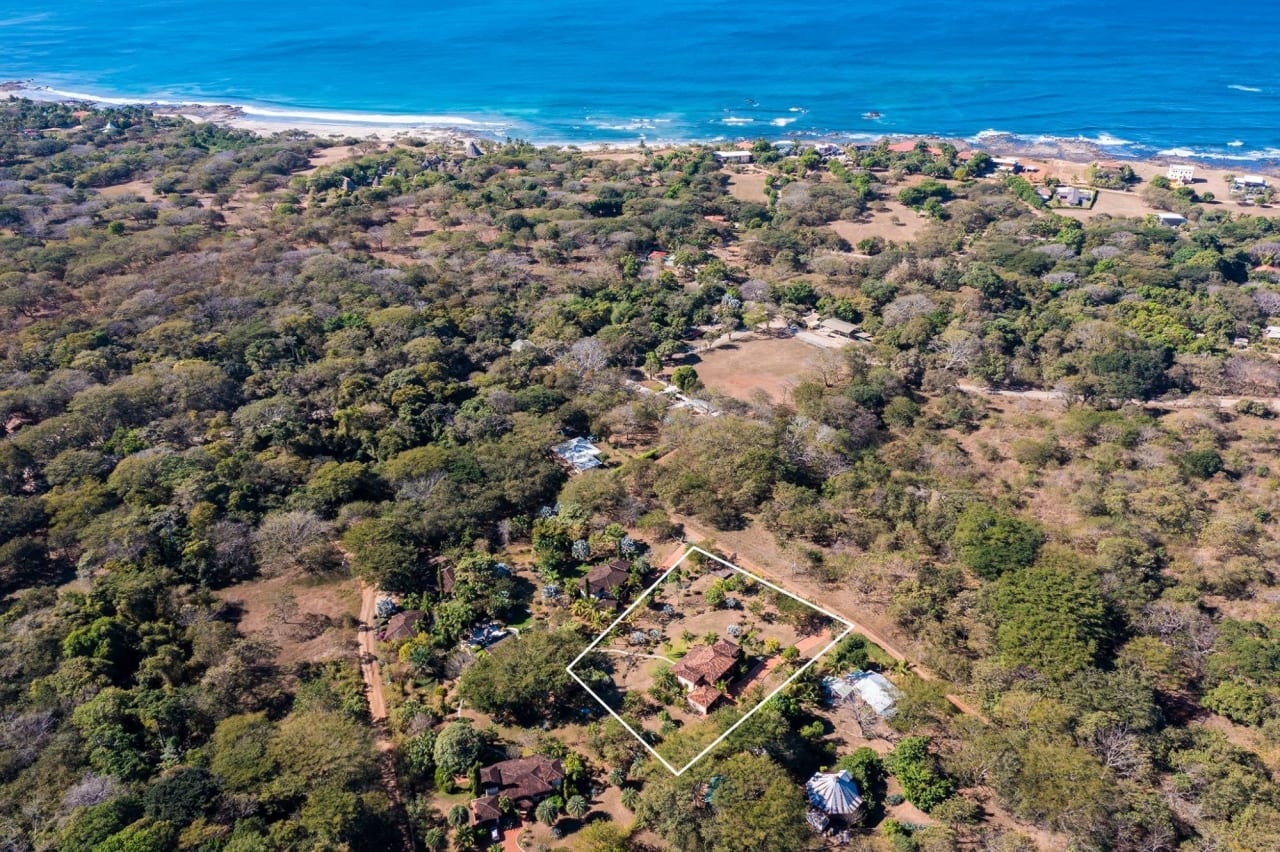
[{"x1": 2, "y1": 96, "x2": 1280, "y2": 851}]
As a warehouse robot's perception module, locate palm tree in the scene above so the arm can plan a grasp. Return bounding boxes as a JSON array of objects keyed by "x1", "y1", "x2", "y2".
[
  {"x1": 422, "y1": 827, "x2": 447, "y2": 851},
  {"x1": 535, "y1": 797, "x2": 561, "y2": 826},
  {"x1": 446, "y1": 804, "x2": 470, "y2": 829},
  {"x1": 620, "y1": 786, "x2": 640, "y2": 811},
  {"x1": 566, "y1": 794, "x2": 590, "y2": 819}
]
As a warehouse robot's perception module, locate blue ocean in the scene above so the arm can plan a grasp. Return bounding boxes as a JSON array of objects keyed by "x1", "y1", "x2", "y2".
[{"x1": 2, "y1": 0, "x2": 1278, "y2": 161}]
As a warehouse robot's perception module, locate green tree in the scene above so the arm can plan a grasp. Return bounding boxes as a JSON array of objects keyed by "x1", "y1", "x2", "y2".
[
  {"x1": 142, "y1": 767, "x2": 220, "y2": 825},
  {"x1": 885, "y1": 736, "x2": 955, "y2": 812},
  {"x1": 985, "y1": 554, "x2": 1109, "y2": 680},
  {"x1": 671, "y1": 365, "x2": 699, "y2": 393},
  {"x1": 566, "y1": 794, "x2": 590, "y2": 819},
  {"x1": 342, "y1": 516, "x2": 424, "y2": 592},
  {"x1": 458, "y1": 629, "x2": 586, "y2": 723},
  {"x1": 447, "y1": 803, "x2": 471, "y2": 828},
  {"x1": 535, "y1": 796, "x2": 562, "y2": 825},
  {"x1": 433, "y1": 722, "x2": 485, "y2": 776},
  {"x1": 952, "y1": 504, "x2": 1043, "y2": 580}
]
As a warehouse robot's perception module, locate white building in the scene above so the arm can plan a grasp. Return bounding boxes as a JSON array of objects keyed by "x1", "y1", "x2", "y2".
[
  {"x1": 1156, "y1": 212, "x2": 1187, "y2": 226},
  {"x1": 713, "y1": 150, "x2": 753, "y2": 164},
  {"x1": 1232, "y1": 175, "x2": 1270, "y2": 197},
  {"x1": 848, "y1": 672, "x2": 901, "y2": 716},
  {"x1": 1167, "y1": 165, "x2": 1195, "y2": 185}
]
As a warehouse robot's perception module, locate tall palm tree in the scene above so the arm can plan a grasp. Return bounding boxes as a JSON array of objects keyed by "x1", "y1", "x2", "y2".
[{"x1": 566, "y1": 794, "x2": 590, "y2": 819}]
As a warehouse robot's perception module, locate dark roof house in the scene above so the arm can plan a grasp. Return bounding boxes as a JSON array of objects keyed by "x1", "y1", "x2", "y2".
[
  {"x1": 583, "y1": 560, "x2": 632, "y2": 606},
  {"x1": 382, "y1": 610, "x2": 425, "y2": 642},
  {"x1": 476, "y1": 755, "x2": 565, "y2": 810},
  {"x1": 470, "y1": 795, "x2": 503, "y2": 824}
]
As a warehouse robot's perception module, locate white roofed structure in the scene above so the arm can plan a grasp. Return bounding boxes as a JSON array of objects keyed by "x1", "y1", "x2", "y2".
[
  {"x1": 805, "y1": 770, "x2": 864, "y2": 815},
  {"x1": 847, "y1": 671, "x2": 901, "y2": 716}
]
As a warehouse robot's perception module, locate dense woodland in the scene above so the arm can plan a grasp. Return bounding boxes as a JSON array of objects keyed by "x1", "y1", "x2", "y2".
[{"x1": 1, "y1": 97, "x2": 1280, "y2": 851}]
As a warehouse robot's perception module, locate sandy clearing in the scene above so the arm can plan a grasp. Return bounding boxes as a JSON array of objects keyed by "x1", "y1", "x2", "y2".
[
  {"x1": 693, "y1": 335, "x2": 832, "y2": 403},
  {"x1": 214, "y1": 572, "x2": 358, "y2": 665},
  {"x1": 298, "y1": 144, "x2": 366, "y2": 174},
  {"x1": 96, "y1": 179, "x2": 158, "y2": 201},
  {"x1": 829, "y1": 200, "x2": 931, "y2": 245},
  {"x1": 727, "y1": 171, "x2": 769, "y2": 204}
]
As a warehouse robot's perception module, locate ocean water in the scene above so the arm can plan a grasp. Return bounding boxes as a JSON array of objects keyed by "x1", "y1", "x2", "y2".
[{"x1": 2, "y1": 0, "x2": 1279, "y2": 161}]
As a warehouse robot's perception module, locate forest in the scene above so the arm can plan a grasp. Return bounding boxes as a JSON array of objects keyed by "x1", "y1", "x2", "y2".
[{"x1": 1, "y1": 97, "x2": 1279, "y2": 851}]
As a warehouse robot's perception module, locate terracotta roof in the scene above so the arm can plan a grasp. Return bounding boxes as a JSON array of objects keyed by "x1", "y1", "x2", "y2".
[
  {"x1": 887, "y1": 140, "x2": 940, "y2": 154},
  {"x1": 688, "y1": 684, "x2": 722, "y2": 714},
  {"x1": 383, "y1": 610, "x2": 424, "y2": 641},
  {"x1": 478, "y1": 755, "x2": 564, "y2": 808},
  {"x1": 470, "y1": 795, "x2": 503, "y2": 823},
  {"x1": 672, "y1": 638, "x2": 739, "y2": 687}
]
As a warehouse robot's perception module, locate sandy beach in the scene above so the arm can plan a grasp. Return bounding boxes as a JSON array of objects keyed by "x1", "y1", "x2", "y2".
[{"x1": 7, "y1": 80, "x2": 1279, "y2": 180}]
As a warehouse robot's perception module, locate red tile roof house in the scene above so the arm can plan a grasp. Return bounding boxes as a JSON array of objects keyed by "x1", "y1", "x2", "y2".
[
  {"x1": 582, "y1": 560, "x2": 632, "y2": 609},
  {"x1": 380, "y1": 610, "x2": 424, "y2": 642},
  {"x1": 470, "y1": 755, "x2": 565, "y2": 824},
  {"x1": 672, "y1": 638, "x2": 740, "y2": 715}
]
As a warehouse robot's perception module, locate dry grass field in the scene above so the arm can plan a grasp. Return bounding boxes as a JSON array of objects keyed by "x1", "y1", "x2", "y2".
[{"x1": 693, "y1": 335, "x2": 833, "y2": 403}]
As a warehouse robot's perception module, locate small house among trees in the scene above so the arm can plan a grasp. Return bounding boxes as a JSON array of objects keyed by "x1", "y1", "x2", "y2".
[
  {"x1": 582, "y1": 560, "x2": 633, "y2": 609},
  {"x1": 672, "y1": 638, "x2": 740, "y2": 714},
  {"x1": 470, "y1": 755, "x2": 565, "y2": 824}
]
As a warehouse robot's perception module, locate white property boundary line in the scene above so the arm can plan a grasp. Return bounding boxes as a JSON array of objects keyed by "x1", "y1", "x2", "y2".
[{"x1": 566, "y1": 545, "x2": 853, "y2": 776}]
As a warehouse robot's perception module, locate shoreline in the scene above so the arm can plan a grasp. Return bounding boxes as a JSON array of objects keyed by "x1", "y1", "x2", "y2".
[{"x1": 6, "y1": 80, "x2": 1279, "y2": 175}]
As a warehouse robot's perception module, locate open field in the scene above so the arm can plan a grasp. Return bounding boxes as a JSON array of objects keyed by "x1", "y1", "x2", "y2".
[
  {"x1": 693, "y1": 335, "x2": 832, "y2": 403},
  {"x1": 726, "y1": 170, "x2": 769, "y2": 204},
  {"x1": 829, "y1": 199, "x2": 932, "y2": 245},
  {"x1": 215, "y1": 572, "x2": 359, "y2": 664}
]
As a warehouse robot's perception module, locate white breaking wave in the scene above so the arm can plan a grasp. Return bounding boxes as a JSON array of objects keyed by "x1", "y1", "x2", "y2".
[
  {"x1": 1229, "y1": 84, "x2": 1262, "y2": 93},
  {"x1": 28, "y1": 85, "x2": 505, "y2": 128}
]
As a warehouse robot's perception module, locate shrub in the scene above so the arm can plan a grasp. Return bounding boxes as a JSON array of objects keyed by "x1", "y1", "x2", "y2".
[
  {"x1": 951, "y1": 504, "x2": 1043, "y2": 579},
  {"x1": 1180, "y1": 449, "x2": 1224, "y2": 480}
]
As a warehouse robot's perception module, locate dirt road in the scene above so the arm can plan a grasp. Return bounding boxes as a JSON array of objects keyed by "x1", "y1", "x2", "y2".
[
  {"x1": 358, "y1": 584, "x2": 389, "y2": 724},
  {"x1": 956, "y1": 380, "x2": 1280, "y2": 414},
  {"x1": 357, "y1": 583, "x2": 414, "y2": 851}
]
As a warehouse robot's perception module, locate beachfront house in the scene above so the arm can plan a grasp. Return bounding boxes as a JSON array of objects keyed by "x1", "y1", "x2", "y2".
[
  {"x1": 1231, "y1": 175, "x2": 1270, "y2": 199},
  {"x1": 1055, "y1": 186, "x2": 1095, "y2": 207},
  {"x1": 1156, "y1": 212, "x2": 1188, "y2": 227},
  {"x1": 673, "y1": 638, "x2": 740, "y2": 715},
  {"x1": 992, "y1": 157, "x2": 1022, "y2": 174},
  {"x1": 1264, "y1": 326, "x2": 1280, "y2": 340},
  {"x1": 1168, "y1": 165, "x2": 1195, "y2": 184},
  {"x1": 713, "y1": 150, "x2": 753, "y2": 165}
]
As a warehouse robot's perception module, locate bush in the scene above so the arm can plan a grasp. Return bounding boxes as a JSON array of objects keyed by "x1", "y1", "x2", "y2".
[
  {"x1": 951, "y1": 504, "x2": 1043, "y2": 580},
  {"x1": 142, "y1": 767, "x2": 220, "y2": 825},
  {"x1": 1234, "y1": 400, "x2": 1274, "y2": 418},
  {"x1": 885, "y1": 737, "x2": 955, "y2": 812},
  {"x1": 1180, "y1": 449, "x2": 1224, "y2": 480}
]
